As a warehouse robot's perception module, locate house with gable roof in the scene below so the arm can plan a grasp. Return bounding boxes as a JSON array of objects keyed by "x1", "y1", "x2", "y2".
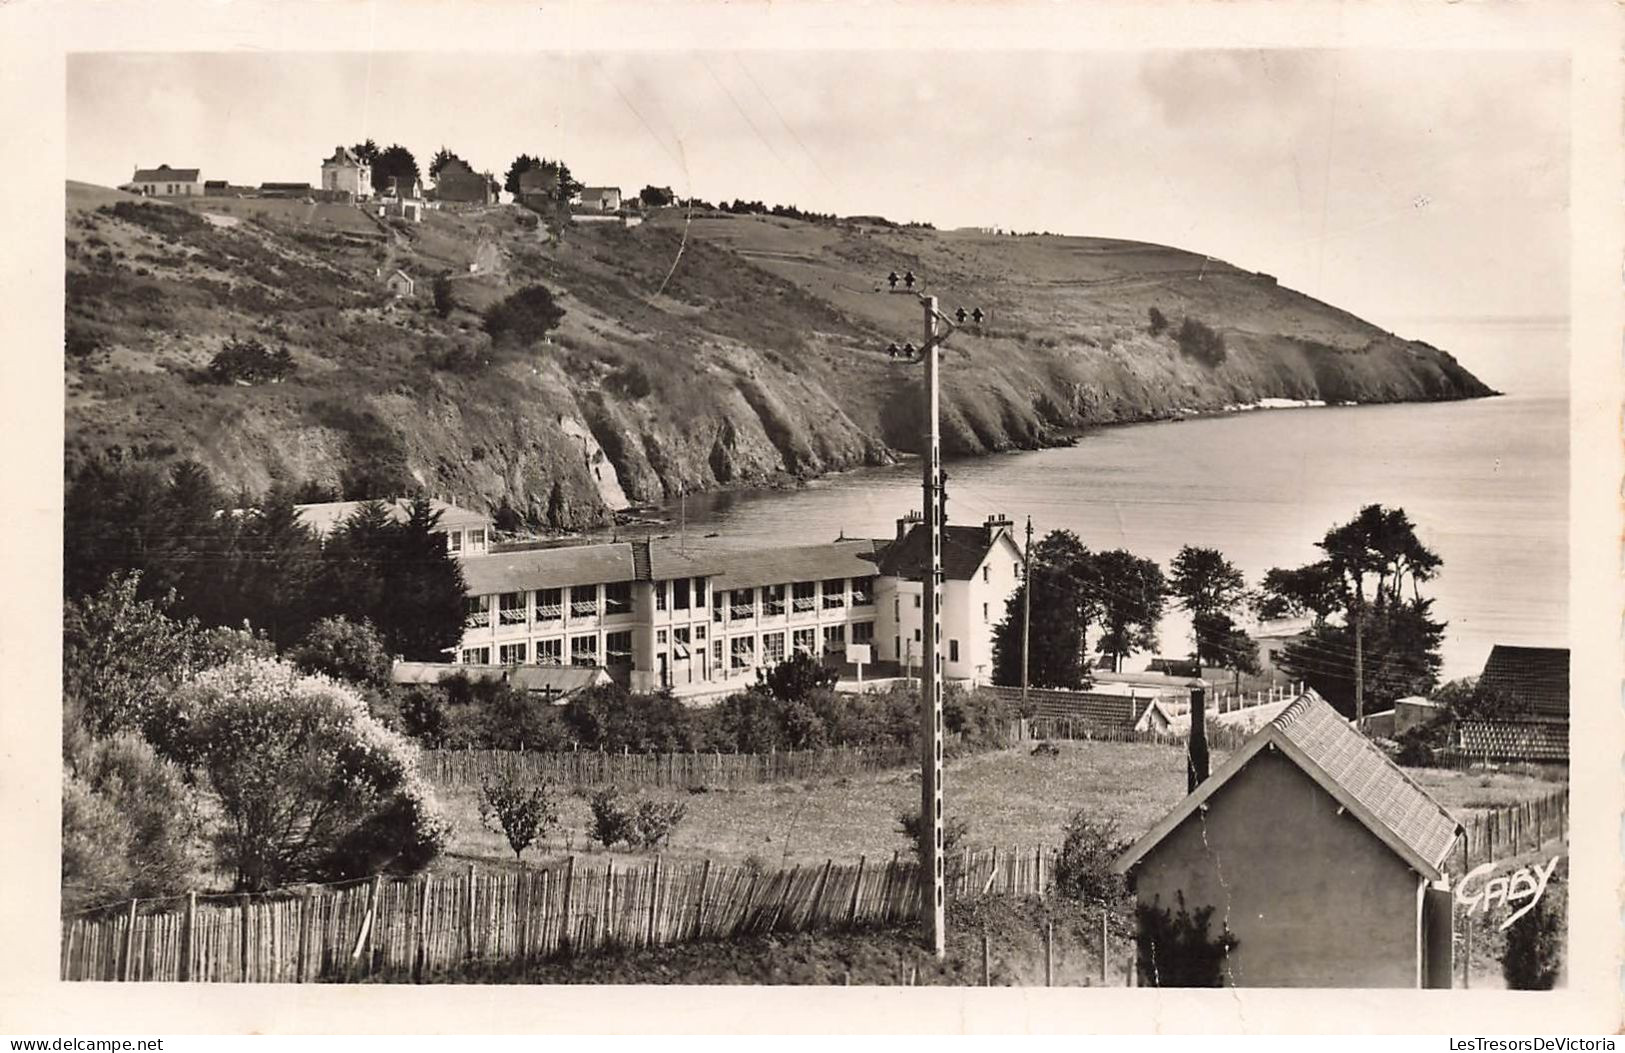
[
  {"x1": 125, "y1": 164, "x2": 202, "y2": 197},
  {"x1": 1114, "y1": 689, "x2": 1463, "y2": 987},
  {"x1": 1452, "y1": 644, "x2": 1569, "y2": 763},
  {"x1": 320, "y1": 145, "x2": 373, "y2": 201}
]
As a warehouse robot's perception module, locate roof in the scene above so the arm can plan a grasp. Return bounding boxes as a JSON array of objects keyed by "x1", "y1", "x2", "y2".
[
  {"x1": 389, "y1": 269, "x2": 414, "y2": 284},
  {"x1": 131, "y1": 165, "x2": 200, "y2": 183},
  {"x1": 1091, "y1": 669, "x2": 1211, "y2": 692},
  {"x1": 1115, "y1": 690, "x2": 1463, "y2": 881},
  {"x1": 1456, "y1": 719, "x2": 1568, "y2": 762},
  {"x1": 294, "y1": 498, "x2": 490, "y2": 538},
  {"x1": 261, "y1": 182, "x2": 313, "y2": 190},
  {"x1": 323, "y1": 146, "x2": 366, "y2": 167},
  {"x1": 391, "y1": 661, "x2": 610, "y2": 697},
  {"x1": 708, "y1": 539, "x2": 885, "y2": 591},
  {"x1": 1477, "y1": 645, "x2": 1569, "y2": 719},
  {"x1": 518, "y1": 167, "x2": 560, "y2": 192},
  {"x1": 873, "y1": 523, "x2": 1015, "y2": 581},
  {"x1": 462, "y1": 542, "x2": 638, "y2": 596},
  {"x1": 580, "y1": 186, "x2": 621, "y2": 201}
]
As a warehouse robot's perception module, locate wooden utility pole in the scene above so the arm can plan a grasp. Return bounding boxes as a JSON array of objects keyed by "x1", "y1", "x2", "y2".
[
  {"x1": 919, "y1": 294, "x2": 946, "y2": 959},
  {"x1": 1352, "y1": 589, "x2": 1365, "y2": 722},
  {"x1": 1021, "y1": 515, "x2": 1033, "y2": 711}
]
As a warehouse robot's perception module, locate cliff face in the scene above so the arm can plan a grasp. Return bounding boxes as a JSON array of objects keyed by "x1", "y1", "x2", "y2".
[{"x1": 64, "y1": 182, "x2": 1494, "y2": 528}]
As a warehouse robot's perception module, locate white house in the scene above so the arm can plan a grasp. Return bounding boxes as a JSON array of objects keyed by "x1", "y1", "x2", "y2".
[
  {"x1": 320, "y1": 145, "x2": 372, "y2": 201},
  {"x1": 125, "y1": 164, "x2": 201, "y2": 197},
  {"x1": 577, "y1": 187, "x2": 622, "y2": 213},
  {"x1": 293, "y1": 497, "x2": 491, "y2": 558}
]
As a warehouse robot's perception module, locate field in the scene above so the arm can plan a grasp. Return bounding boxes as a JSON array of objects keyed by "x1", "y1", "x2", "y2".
[{"x1": 428, "y1": 738, "x2": 1565, "y2": 877}]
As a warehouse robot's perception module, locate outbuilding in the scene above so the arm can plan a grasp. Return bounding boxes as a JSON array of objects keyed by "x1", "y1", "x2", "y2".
[{"x1": 1114, "y1": 689, "x2": 1463, "y2": 987}]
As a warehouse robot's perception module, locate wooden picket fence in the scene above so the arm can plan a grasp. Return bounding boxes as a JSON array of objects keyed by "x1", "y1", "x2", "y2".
[
  {"x1": 61, "y1": 846, "x2": 1060, "y2": 983},
  {"x1": 420, "y1": 743, "x2": 923, "y2": 791},
  {"x1": 1453, "y1": 788, "x2": 1568, "y2": 872},
  {"x1": 1018, "y1": 717, "x2": 1252, "y2": 753}
]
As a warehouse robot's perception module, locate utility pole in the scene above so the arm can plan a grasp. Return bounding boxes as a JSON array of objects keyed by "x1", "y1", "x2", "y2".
[
  {"x1": 881, "y1": 269, "x2": 983, "y2": 961},
  {"x1": 1021, "y1": 515, "x2": 1033, "y2": 712},
  {"x1": 919, "y1": 293, "x2": 946, "y2": 960}
]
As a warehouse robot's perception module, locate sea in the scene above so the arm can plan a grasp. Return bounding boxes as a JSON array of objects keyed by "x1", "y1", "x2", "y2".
[{"x1": 640, "y1": 322, "x2": 1569, "y2": 682}]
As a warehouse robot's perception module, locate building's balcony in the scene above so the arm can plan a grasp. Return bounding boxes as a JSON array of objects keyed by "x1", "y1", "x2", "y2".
[
  {"x1": 498, "y1": 609, "x2": 528, "y2": 626},
  {"x1": 729, "y1": 604, "x2": 755, "y2": 621},
  {"x1": 791, "y1": 597, "x2": 817, "y2": 614},
  {"x1": 762, "y1": 599, "x2": 786, "y2": 617},
  {"x1": 464, "y1": 610, "x2": 490, "y2": 629},
  {"x1": 536, "y1": 604, "x2": 563, "y2": 621},
  {"x1": 570, "y1": 600, "x2": 599, "y2": 618}
]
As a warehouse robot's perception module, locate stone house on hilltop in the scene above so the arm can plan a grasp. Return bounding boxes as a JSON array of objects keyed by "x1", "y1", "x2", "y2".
[{"x1": 433, "y1": 158, "x2": 498, "y2": 205}]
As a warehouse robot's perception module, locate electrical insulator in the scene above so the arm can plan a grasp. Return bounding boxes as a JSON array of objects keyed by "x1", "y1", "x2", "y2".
[
  {"x1": 887, "y1": 271, "x2": 899, "y2": 289},
  {"x1": 904, "y1": 270, "x2": 916, "y2": 290},
  {"x1": 954, "y1": 307, "x2": 967, "y2": 324},
  {"x1": 971, "y1": 307, "x2": 985, "y2": 324},
  {"x1": 887, "y1": 343, "x2": 899, "y2": 358}
]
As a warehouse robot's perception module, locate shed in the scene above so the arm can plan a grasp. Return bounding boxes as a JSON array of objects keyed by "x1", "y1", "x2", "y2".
[
  {"x1": 385, "y1": 270, "x2": 415, "y2": 298},
  {"x1": 1114, "y1": 690, "x2": 1463, "y2": 987}
]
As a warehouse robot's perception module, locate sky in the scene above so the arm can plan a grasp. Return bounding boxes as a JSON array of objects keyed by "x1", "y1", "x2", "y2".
[{"x1": 67, "y1": 49, "x2": 1571, "y2": 393}]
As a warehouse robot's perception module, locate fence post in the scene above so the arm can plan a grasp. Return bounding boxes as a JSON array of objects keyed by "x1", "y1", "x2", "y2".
[
  {"x1": 808, "y1": 859, "x2": 833, "y2": 930},
  {"x1": 351, "y1": 874, "x2": 381, "y2": 977},
  {"x1": 122, "y1": 898, "x2": 138, "y2": 982},
  {"x1": 296, "y1": 885, "x2": 313, "y2": 982},
  {"x1": 1100, "y1": 909, "x2": 1109, "y2": 985},
  {"x1": 414, "y1": 875, "x2": 432, "y2": 982},
  {"x1": 602, "y1": 860, "x2": 615, "y2": 946},
  {"x1": 182, "y1": 892, "x2": 197, "y2": 983},
  {"x1": 1044, "y1": 919, "x2": 1054, "y2": 987},
  {"x1": 648, "y1": 856, "x2": 662, "y2": 946},
  {"x1": 694, "y1": 858, "x2": 712, "y2": 939},
  {"x1": 848, "y1": 856, "x2": 868, "y2": 928},
  {"x1": 237, "y1": 893, "x2": 250, "y2": 983},
  {"x1": 982, "y1": 932, "x2": 991, "y2": 985},
  {"x1": 465, "y1": 864, "x2": 477, "y2": 960},
  {"x1": 561, "y1": 856, "x2": 575, "y2": 951}
]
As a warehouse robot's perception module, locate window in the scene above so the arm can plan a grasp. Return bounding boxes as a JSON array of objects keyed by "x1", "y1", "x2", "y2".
[
  {"x1": 730, "y1": 635, "x2": 756, "y2": 670},
  {"x1": 655, "y1": 581, "x2": 667, "y2": 612},
  {"x1": 446, "y1": 531, "x2": 463, "y2": 554},
  {"x1": 894, "y1": 636, "x2": 901, "y2": 659},
  {"x1": 464, "y1": 595, "x2": 491, "y2": 629},
  {"x1": 570, "y1": 585, "x2": 599, "y2": 618},
  {"x1": 822, "y1": 578, "x2": 846, "y2": 610},
  {"x1": 913, "y1": 594, "x2": 922, "y2": 609},
  {"x1": 761, "y1": 584, "x2": 786, "y2": 617},
  {"x1": 914, "y1": 628, "x2": 922, "y2": 642},
  {"x1": 499, "y1": 642, "x2": 528, "y2": 664},
  {"x1": 693, "y1": 624, "x2": 706, "y2": 641},
  {"x1": 983, "y1": 603, "x2": 989, "y2": 623},
  {"x1": 852, "y1": 621, "x2": 875, "y2": 645},
  {"x1": 672, "y1": 626, "x2": 690, "y2": 657},
  {"x1": 983, "y1": 566, "x2": 990, "y2": 583},
  {"x1": 792, "y1": 581, "x2": 817, "y2": 613},
  {"x1": 792, "y1": 628, "x2": 817, "y2": 654},
  {"x1": 604, "y1": 581, "x2": 632, "y2": 616},
  {"x1": 949, "y1": 639, "x2": 960, "y2": 663},
  {"x1": 712, "y1": 639, "x2": 723, "y2": 669},
  {"x1": 570, "y1": 634, "x2": 598, "y2": 667},
  {"x1": 851, "y1": 576, "x2": 874, "y2": 606},
  {"x1": 536, "y1": 588, "x2": 563, "y2": 621},
  {"x1": 712, "y1": 589, "x2": 724, "y2": 623},
  {"x1": 467, "y1": 528, "x2": 487, "y2": 554},
  {"x1": 822, "y1": 624, "x2": 847, "y2": 655},
  {"x1": 461, "y1": 646, "x2": 490, "y2": 664},
  {"x1": 499, "y1": 591, "x2": 527, "y2": 625},
  {"x1": 693, "y1": 577, "x2": 707, "y2": 606},
  {"x1": 536, "y1": 638, "x2": 563, "y2": 665},
  {"x1": 605, "y1": 631, "x2": 633, "y2": 665},
  {"x1": 1015, "y1": 562, "x2": 1022, "y2": 580},
  {"x1": 656, "y1": 628, "x2": 668, "y2": 645},
  {"x1": 730, "y1": 588, "x2": 756, "y2": 621},
  {"x1": 762, "y1": 631, "x2": 786, "y2": 666},
  {"x1": 894, "y1": 597, "x2": 900, "y2": 619},
  {"x1": 673, "y1": 578, "x2": 691, "y2": 610}
]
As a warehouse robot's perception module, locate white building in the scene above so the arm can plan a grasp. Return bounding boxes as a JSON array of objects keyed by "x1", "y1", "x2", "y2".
[
  {"x1": 293, "y1": 498, "x2": 491, "y2": 557},
  {"x1": 320, "y1": 145, "x2": 373, "y2": 201},
  {"x1": 125, "y1": 164, "x2": 201, "y2": 196}
]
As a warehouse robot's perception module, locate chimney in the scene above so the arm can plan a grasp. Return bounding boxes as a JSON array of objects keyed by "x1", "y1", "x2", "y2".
[
  {"x1": 896, "y1": 509, "x2": 922, "y2": 541},
  {"x1": 1186, "y1": 685, "x2": 1210, "y2": 793},
  {"x1": 984, "y1": 512, "x2": 1013, "y2": 542}
]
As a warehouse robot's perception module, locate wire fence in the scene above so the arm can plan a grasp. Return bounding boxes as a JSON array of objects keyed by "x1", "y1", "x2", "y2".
[{"x1": 61, "y1": 847, "x2": 1059, "y2": 983}]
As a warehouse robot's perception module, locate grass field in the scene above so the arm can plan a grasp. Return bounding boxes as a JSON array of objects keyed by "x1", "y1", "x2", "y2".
[{"x1": 428, "y1": 739, "x2": 1566, "y2": 878}]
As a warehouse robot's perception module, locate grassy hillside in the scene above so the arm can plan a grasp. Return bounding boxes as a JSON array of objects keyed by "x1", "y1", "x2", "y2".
[{"x1": 64, "y1": 182, "x2": 1494, "y2": 528}]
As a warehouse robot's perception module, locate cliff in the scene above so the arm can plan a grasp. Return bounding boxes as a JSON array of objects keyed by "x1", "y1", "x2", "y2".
[{"x1": 64, "y1": 181, "x2": 1495, "y2": 529}]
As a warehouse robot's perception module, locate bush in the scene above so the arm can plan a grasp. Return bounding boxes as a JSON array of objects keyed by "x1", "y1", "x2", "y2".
[
  {"x1": 175, "y1": 658, "x2": 448, "y2": 889},
  {"x1": 896, "y1": 807, "x2": 970, "y2": 864},
  {"x1": 477, "y1": 774, "x2": 561, "y2": 862},
  {"x1": 61, "y1": 724, "x2": 205, "y2": 912},
  {"x1": 288, "y1": 616, "x2": 394, "y2": 687},
  {"x1": 1175, "y1": 317, "x2": 1227, "y2": 366},
  {"x1": 398, "y1": 686, "x2": 451, "y2": 746},
  {"x1": 760, "y1": 650, "x2": 839, "y2": 703},
  {"x1": 588, "y1": 787, "x2": 637, "y2": 849},
  {"x1": 1135, "y1": 890, "x2": 1238, "y2": 986},
  {"x1": 432, "y1": 274, "x2": 455, "y2": 319},
  {"x1": 1031, "y1": 740, "x2": 1060, "y2": 757},
  {"x1": 1147, "y1": 307, "x2": 1168, "y2": 335},
  {"x1": 605, "y1": 361, "x2": 654, "y2": 400},
  {"x1": 1052, "y1": 811, "x2": 1130, "y2": 906},
  {"x1": 483, "y1": 283, "x2": 566, "y2": 346},
  {"x1": 207, "y1": 337, "x2": 295, "y2": 384},
  {"x1": 1501, "y1": 881, "x2": 1564, "y2": 989},
  {"x1": 633, "y1": 799, "x2": 688, "y2": 849},
  {"x1": 63, "y1": 571, "x2": 203, "y2": 740}
]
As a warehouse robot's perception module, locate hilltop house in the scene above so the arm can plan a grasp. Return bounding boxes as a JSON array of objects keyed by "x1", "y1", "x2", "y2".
[
  {"x1": 1115, "y1": 690, "x2": 1462, "y2": 987},
  {"x1": 1453, "y1": 644, "x2": 1569, "y2": 763},
  {"x1": 450, "y1": 512, "x2": 1026, "y2": 697},
  {"x1": 293, "y1": 498, "x2": 491, "y2": 557},
  {"x1": 125, "y1": 164, "x2": 201, "y2": 196},
  {"x1": 433, "y1": 158, "x2": 497, "y2": 205},
  {"x1": 320, "y1": 145, "x2": 372, "y2": 202},
  {"x1": 385, "y1": 270, "x2": 415, "y2": 299},
  {"x1": 259, "y1": 182, "x2": 313, "y2": 199},
  {"x1": 577, "y1": 186, "x2": 622, "y2": 213}
]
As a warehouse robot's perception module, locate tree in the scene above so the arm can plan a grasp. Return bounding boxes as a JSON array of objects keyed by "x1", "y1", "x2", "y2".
[
  {"x1": 477, "y1": 774, "x2": 560, "y2": 863},
  {"x1": 289, "y1": 615, "x2": 394, "y2": 687},
  {"x1": 484, "y1": 283, "x2": 567, "y2": 346},
  {"x1": 991, "y1": 529, "x2": 1097, "y2": 688},
  {"x1": 1176, "y1": 317, "x2": 1227, "y2": 366},
  {"x1": 375, "y1": 497, "x2": 469, "y2": 662},
  {"x1": 759, "y1": 650, "x2": 837, "y2": 703},
  {"x1": 207, "y1": 337, "x2": 294, "y2": 384},
  {"x1": 1191, "y1": 612, "x2": 1260, "y2": 677},
  {"x1": 1148, "y1": 306, "x2": 1168, "y2": 335},
  {"x1": 432, "y1": 273, "x2": 455, "y2": 319},
  {"x1": 63, "y1": 571, "x2": 203, "y2": 738},
  {"x1": 428, "y1": 146, "x2": 464, "y2": 181},
  {"x1": 1501, "y1": 880, "x2": 1564, "y2": 989},
  {"x1": 1168, "y1": 546, "x2": 1256, "y2": 669},
  {"x1": 1435, "y1": 675, "x2": 1528, "y2": 722},
  {"x1": 1264, "y1": 505, "x2": 1445, "y2": 719},
  {"x1": 1052, "y1": 811, "x2": 1130, "y2": 906},
  {"x1": 175, "y1": 657, "x2": 448, "y2": 889},
  {"x1": 371, "y1": 143, "x2": 420, "y2": 195},
  {"x1": 640, "y1": 185, "x2": 675, "y2": 207},
  {"x1": 1087, "y1": 549, "x2": 1167, "y2": 672},
  {"x1": 351, "y1": 139, "x2": 380, "y2": 166}
]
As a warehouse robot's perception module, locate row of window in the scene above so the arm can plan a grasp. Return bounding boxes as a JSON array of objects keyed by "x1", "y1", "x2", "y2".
[
  {"x1": 712, "y1": 622, "x2": 876, "y2": 671},
  {"x1": 892, "y1": 593, "x2": 997, "y2": 626},
  {"x1": 892, "y1": 633, "x2": 961, "y2": 663},
  {"x1": 465, "y1": 582, "x2": 635, "y2": 629},
  {"x1": 444, "y1": 528, "x2": 489, "y2": 555},
  {"x1": 651, "y1": 577, "x2": 711, "y2": 612},
  {"x1": 709, "y1": 577, "x2": 873, "y2": 623},
  {"x1": 461, "y1": 629, "x2": 635, "y2": 667}
]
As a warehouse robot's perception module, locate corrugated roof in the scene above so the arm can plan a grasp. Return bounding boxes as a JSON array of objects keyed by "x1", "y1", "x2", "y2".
[
  {"x1": 1456, "y1": 719, "x2": 1568, "y2": 762},
  {"x1": 462, "y1": 542, "x2": 637, "y2": 595},
  {"x1": 293, "y1": 498, "x2": 490, "y2": 538},
  {"x1": 874, "y1": 523, "x2": 1014, "y2": 581},
  {"x1": 1115, "y1": 690, "x2": 1462, "y2": 880},
  {"x1": 131, "y1": 165, "x2": 200, "y2": 183},
  {"x1": 708, "y1": 539, "x2": 885, "y2": 590},
  {"x1": 1477, "y1": 645, "x2": 1568, "y2": 719}
]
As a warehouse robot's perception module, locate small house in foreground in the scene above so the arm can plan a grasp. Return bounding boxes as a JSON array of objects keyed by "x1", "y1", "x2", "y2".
[{"x1": 1114, "y1": 690, "x2": 1462, "y2": 987}]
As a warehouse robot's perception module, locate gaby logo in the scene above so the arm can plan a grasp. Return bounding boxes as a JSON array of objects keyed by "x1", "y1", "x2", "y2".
[{"x1": 1453, "y1": 856, "x2": 1561, "y2": 931}]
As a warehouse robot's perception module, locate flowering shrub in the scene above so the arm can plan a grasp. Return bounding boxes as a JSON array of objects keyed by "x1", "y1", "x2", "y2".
[{"x1": 175, "y1": 657, "x2": 448, "y2": 889}]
